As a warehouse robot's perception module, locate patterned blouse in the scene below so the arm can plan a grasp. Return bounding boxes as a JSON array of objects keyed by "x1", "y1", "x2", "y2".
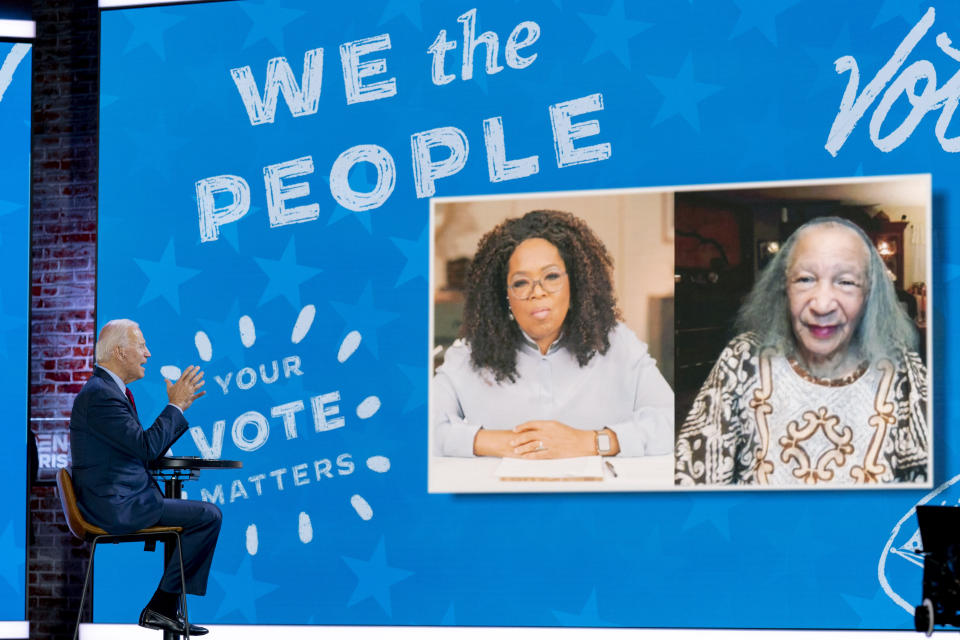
[{"x1": 675, "y1": 333, "x2": 928, "y2": 486}]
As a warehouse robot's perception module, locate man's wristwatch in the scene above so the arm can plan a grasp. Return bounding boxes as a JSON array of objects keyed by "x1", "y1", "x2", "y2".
[{"x1": 595, "y1": 429, "x2": 612, "y2": 455}]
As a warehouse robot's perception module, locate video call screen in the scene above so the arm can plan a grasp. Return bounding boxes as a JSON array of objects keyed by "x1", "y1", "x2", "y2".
[{"x1": 429, "y1": 176, "x2": 931, "y2": 492}]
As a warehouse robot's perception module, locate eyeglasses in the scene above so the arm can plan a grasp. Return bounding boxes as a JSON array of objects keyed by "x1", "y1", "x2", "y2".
[{"x1": 507, "y1": 271, "x2": 567, "y2": 300}]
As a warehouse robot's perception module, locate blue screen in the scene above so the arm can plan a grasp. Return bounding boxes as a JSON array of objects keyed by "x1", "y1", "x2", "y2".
[
  {"x1": 96, "y1": 0, "x2": 957, "y2": 629},
  {"x1": 0, "y1": 40, "x2": 31, "y2": 623}
]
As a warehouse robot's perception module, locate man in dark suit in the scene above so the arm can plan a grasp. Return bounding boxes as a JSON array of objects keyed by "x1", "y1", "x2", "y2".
[{"x1": 70, "y1": 319, "x2": 219, "y2": 636}]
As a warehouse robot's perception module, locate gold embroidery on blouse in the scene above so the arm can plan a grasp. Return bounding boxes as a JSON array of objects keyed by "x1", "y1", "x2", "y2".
[
  {"x1": 778, "y1": 407, "x2": 854, "y2": 484},
  {"x1": 749, "y1": 348, "x2": 776, "y2": 485},
  {"x1": 850, "y1": 359, "x2": 895, "y2": 483}
]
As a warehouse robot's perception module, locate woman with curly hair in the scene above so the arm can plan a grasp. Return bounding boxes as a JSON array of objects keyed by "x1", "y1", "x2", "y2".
[{"x1": 432, "y1": 210, "x2": 674, "y2": 458}]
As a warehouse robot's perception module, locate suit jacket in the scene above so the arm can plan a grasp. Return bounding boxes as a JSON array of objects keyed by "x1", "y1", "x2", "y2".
[{"x1": 70, "y1": 367, "x2": 188, "y2": 534}]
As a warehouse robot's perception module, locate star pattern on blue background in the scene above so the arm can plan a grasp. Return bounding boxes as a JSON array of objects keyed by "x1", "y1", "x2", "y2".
[
  {"x1": 219, "y1": 204, "x2": 263, "y2": 253},
  {"x1": 122, "y1": 10, "x2": 184, "y2": 61},
  {"x1": 396, "y1": 363, "x2": 426, "y2": 412},
  {"x1": 551, "y1": 588, "x2": 609, "y2": 626},
  {"x1": 253, "y1": 238, "x2": 322, "y2": 308},
  {"x1": 378, "y1": 0, "x2": 422, "y2": 30},
  {"x1": 441, "y1": 603, "x2": 456, "y2": 624},
  {"x1": 802, "y1": 24, "x2": 854, "y2": 100},
  {"x1": 342, "y1": 537, "x2": 414, "y2": 616},
  {"x1": 194, "y1": 299, "x2": 246, "y2": 371},
  {"x1": 95, "y1": 0, "x2": 951, "y2": 629},
  {"x1": 841, "y1": 587, "x2": 908, "y2": 627},
  {"x1": 871, "y1": 0, "x2": 929, "y2": 29},
  {"x1": 681, "y1": 496, "x2": 735, "y2": 540},
  {"x1": 390, "y1": 225, "x2": 428, "y2": 287},
  {"x1": 329, "y1": 283, "x2": 399, "y2": 358},
  {"x1": 126, "y1": 116, "x2": 190, "y2": 183},
  {"x1": 468, "y1": 64, "x2": 491, "y2": 95},
  {"x1": 134, "y1": 239, "x2": 201, "y2": 314},
  {"x1": 647, "y1": 54, "x2": 722, "y2": 132},
  {"x1": 0, "y1": 200, "x2": 21, "y2": 216},
  {"x1": 211, "y1": 556, "x2": 281, "y2": 622},
  {"x1": 734, "y1": 104, "x2": 804, "y2": 177},
  {"x1": 578, "y1": 0, "x2": 651, "y2": 70},
  {"x1": 239, "y1": 1, "x2": 305, "y2": 52},
  {"x1": 728, "y1": 0, "x2": 799, "y2": 46},
  {"x1": 0, "y1": 522, "x2": 22, "y2": 594}
]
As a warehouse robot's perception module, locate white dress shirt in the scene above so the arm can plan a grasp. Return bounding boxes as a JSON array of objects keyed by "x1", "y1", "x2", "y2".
[
  {"x1": 95, "y1": 364, "x2": 183, "y2": 417},
  {"x1": 432, "y1": 323, "x2": 674, "y2": 457}
]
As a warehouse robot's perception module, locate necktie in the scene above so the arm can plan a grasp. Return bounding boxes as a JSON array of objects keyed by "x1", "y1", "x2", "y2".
[{"x1": 125, "y1": 387, "x2": 137, "y2": 415}]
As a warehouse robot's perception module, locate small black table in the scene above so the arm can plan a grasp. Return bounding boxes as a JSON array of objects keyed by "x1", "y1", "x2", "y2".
[
  {"x1": 149, "y1": 456, "x2": 242, "y2": 639},
  {"x1": 150, "y1": 456, "x2": 243, "y2": 500}
]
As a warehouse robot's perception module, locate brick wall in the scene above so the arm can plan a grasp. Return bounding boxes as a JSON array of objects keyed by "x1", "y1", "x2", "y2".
[{"x1": 28, "y1": 0, "x2": 99, "y2": 637}]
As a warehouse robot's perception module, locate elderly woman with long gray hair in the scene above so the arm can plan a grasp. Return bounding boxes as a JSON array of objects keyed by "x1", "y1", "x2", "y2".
[{"x1": 675, "y1": 216, "x2": 928, "y2": 486}]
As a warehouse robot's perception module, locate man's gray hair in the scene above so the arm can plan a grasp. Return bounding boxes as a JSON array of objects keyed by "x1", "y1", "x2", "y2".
[
  {"x1": 95, "y1": 319, "x2": 139, "y2": 364},
  {"x1": 736, "y1": 216, "x2": 918, "y2": 363}
]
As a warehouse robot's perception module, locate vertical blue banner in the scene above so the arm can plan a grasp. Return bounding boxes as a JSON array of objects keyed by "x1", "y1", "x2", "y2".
[
  {"x1": 0, "y1": 40, "x2": 31, "y2": 623},
  {"x1": 95, "y1": 0, "x2": 960, "y2": 630}
]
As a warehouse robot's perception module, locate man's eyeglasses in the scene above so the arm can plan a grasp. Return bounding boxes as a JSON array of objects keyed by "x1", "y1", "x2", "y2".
[{"x1": 507, "y1": 271, "x2": 568, "y2": 300}]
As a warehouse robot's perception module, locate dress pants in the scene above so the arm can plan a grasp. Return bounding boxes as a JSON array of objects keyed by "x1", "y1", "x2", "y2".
[{"x1": 154, "y1": 498, "x2": 222, "y2": 596}]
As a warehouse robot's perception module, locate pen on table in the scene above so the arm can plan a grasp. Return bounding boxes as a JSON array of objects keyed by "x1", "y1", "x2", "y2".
[{"x1": 605, "y1": 460, "x2": 618, "y2": 478}]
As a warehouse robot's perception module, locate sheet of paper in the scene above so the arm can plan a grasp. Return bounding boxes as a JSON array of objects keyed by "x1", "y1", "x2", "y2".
[{"x1": 495, "y1": 456, "x2": 606, "y2": 481}]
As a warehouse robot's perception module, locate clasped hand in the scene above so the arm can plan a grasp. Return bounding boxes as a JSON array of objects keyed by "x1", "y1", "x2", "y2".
[
  {"x1": 508, "y1": 420, "x2": 593, "y2": 459},
  {"x1": 166, "y1": 365, "x2": 206, "y2": 411}
]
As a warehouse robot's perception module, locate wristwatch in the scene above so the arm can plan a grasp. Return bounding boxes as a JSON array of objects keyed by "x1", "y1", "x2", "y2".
[{"x1": 595, "y1": 429, "x2": 611, "y2": 455}]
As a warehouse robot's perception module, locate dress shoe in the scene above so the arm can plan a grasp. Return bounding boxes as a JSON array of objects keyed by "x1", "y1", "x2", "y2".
[
  {"x1": 176, "y1": 614, "x2": 209, "y2": 636},
  {"x1": 138, "y1": 606, "x2": 185, "y2": 634}
]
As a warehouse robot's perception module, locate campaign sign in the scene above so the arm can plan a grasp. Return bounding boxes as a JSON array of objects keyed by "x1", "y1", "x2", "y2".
[{"x1": 96, "y1": 0, "x2": 958, "y2": 630}]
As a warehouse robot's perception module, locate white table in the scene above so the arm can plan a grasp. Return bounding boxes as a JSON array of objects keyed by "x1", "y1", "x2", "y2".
[{"x1": 428, "y1": 454, "x2": 674, "y2": 493}]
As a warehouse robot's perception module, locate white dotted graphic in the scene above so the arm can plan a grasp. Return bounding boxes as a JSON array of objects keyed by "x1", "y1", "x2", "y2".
[
  {"x1": 356, "y1": 396, "x2": 381, "y2": 419},
  {"x1": 164, "y1": 305, "x2": 392, "y2": 556},
  {"x1": 366, "y1": 456, "x2": 390, "y2": 473},
  {"x1": 195, "y1": 331, "x2": 213, "y2": 361},
  {"x1": 292, "y1": 305, "x2": 315, "y2": 344},
  {"x1": 338, "y1": 330, "x2": 362, "y2": 363},
  {"x1": 246, "y1": 523, "x2": 259, "y2": 555},
  {"x1": 298, "y1": 512, "x2": 313, "y2": 543},
  {"x1": 239, "y1": 315, "x2": 256, "y2": 347},
  {"x1": 350, "y1": 495, "x2": 373, "y2": 521},
  {"x1": 160, "y1": 365, "x2": 182, "y2": 381}
]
